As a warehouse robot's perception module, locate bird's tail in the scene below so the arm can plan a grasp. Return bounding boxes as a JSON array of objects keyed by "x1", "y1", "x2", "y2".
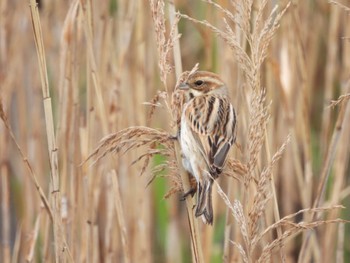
[{"x1": 195, "y1": 179, "x2": 214, "y2": 225}]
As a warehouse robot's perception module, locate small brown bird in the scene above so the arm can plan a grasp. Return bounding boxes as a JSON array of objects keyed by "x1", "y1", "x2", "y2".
[{"x1": 176, "y1": 70, "x2": 236, "y2": 224}]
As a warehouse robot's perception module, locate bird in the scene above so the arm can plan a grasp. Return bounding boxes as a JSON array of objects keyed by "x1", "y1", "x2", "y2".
[{"x1": 175, "y1": 70, "x2": 236, "y2": 225}]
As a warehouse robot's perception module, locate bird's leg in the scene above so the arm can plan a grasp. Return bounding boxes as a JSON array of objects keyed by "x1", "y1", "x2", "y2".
[
  {"x1": 169, "y1": 129, "x2": 181, "y2": 141},
  {"x1": 180, "y1": 176, "x2": 197, "y2": 201},
  {"x1": 169, "y1": 134, "x2": 178, "y2": 140}
]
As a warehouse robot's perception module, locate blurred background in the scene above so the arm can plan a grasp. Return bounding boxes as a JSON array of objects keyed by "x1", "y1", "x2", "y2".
[{"x1": 0, "y1": 0, "x2": 349, "y2": 262}]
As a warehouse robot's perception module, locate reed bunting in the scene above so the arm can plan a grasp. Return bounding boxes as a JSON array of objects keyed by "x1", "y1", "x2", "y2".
[{"x1": 175, "y1": 70, "x2": 236, "y2": 225}]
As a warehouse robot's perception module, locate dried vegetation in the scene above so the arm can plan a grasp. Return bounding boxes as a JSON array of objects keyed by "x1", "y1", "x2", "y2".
[{"x1": 0, "y1": 0, "x2": 350, "y2": 262}]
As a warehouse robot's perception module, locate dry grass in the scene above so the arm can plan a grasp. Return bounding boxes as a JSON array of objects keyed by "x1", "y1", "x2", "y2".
[{"x1": 1, "y1": 0, "x2": 350, "y2": 262}]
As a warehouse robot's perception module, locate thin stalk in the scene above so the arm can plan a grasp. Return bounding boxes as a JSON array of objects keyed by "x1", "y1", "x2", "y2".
[
  {"x1": 264, "y1": 130, "x2": 286, "y2": 263},
  {"x1": 0, "y1": 101, "x2": 53, "y2": 221},
  {"x1": 28, "y1": 0, "x2": 65, "y2": 261},
  {"x1": 79, "y1": 0, "x2": 109, "y2": 135},
  {"x1": 110, "y1": 170, "x2": 131, "y2": 263},
  {"x1": 0, "y1": 148, "x2": 10, "y2": 263},
  {"x1": 168, "y1": 1, "x2": 204, "y2": 262}
]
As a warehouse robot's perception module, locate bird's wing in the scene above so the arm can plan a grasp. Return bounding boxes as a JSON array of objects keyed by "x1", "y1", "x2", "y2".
[{"x1": 184, "y1": 95, "x2": 236, "y2": 175}]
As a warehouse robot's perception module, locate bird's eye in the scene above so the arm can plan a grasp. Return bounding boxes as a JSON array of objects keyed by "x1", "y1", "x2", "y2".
[{"x1": 194, "y1": 80, "x2": 204, "y2": 86}]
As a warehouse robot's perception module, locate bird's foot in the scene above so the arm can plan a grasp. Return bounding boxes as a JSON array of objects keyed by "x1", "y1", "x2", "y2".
[{"x1": 180, "y1": 177, "x2": 198, "y2": 201}]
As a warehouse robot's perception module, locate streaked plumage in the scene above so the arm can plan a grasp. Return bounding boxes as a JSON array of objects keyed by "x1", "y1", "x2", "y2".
[{"x1": 176, "y1": 70, "x2": 236, "y2": 225}]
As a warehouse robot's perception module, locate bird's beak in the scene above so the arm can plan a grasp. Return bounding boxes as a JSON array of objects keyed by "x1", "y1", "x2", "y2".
[{"x1": 177, "y1": 83, "x2": 189, "y2": 90}]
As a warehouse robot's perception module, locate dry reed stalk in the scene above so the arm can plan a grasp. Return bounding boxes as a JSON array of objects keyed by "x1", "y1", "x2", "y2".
[
  {"x1": 77, "y1": 1, "x2": 106, "y2": 261},
  {"x1": 11, "y1": 224, "x2": 22, "y2": 263},
  {"x1": 323, "y1": 118, "x2": 350, "y2": 256},
  {"x1": 86, "y1": 174, "x2": 101, "y2": 262},
  {"x1": 28, "y1": 1, "x2": 73, "y2": 261},
  {"x1": 110, "y1": 170, "x2": 131, "y2": 263},
  {"x1": 124, "y1": 4, "x2": 152, "y2": 262},
  {"x1": 285, "y1": 40, "x2": 312, "y2": 218},
  {"x1": 0, "y1": 135, "x2": 10, "y2": 263},
  {"x1": 57, "y1": 0, "x2": 79, "y2": 204},
  {"x1": 264, "y1": 131, "x2": 286, "y2": 262},
  {"x1": 278, "y1": 2, "x2": 315, "y2": 260},
  {"x1": 322, "y1": 82, "x2": 350, "y2": 260},
  {"x1": 112, "y1": 3, "x2": 142, "y2": 259},
  {"x1": 220, "y1": 19, "x2": 247, "y2": 263},
  {"x1": 0, "y1": 0, "x2": 6, "y2": 63},
  {"x1": 337, "y1": 223, "x2": 345, "y2": 263},
  {"x1": 299, "y1": 89, "x2": 313, "y2": 212},
  {"x1": 167, "y1": 2, "x2": 205, "y2": 262},
  {"x1": 286, "y1": 2, "x2": 315, "y2": 215},
  {"x1": 320, "y1": 4, "x2": 341, "y2": 156},
  {"x1": 298, "y1": 81, "x2": 350, "y2": 262},
  {"x1": 0, "y1": 100, "x2": 53, "y2": 220},
  {"x1": 1, "y1": 96, "x2": 76, "y2": 262},
  {"x1": 25, "y1": 209, "x2": 42, "y2": 262},
  {"x1": 101, "y1": 175, "x2": 114, "y2": 263},
  {"x1": 56, "y1": 6, "x2": 80, "y2": 261},
  {"x1": 79, "y1": 0, "x2": 109, "y2": 135}
]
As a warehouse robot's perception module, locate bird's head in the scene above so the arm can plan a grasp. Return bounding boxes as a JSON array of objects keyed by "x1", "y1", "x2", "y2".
[{"x1": 175, "y1": 71, "x2": 227, "y2": 100}]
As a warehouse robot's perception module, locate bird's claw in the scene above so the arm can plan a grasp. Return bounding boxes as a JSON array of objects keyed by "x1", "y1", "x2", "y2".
[{"x1": 180, "y1": 187, "x2": 197, "y2": 201}]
